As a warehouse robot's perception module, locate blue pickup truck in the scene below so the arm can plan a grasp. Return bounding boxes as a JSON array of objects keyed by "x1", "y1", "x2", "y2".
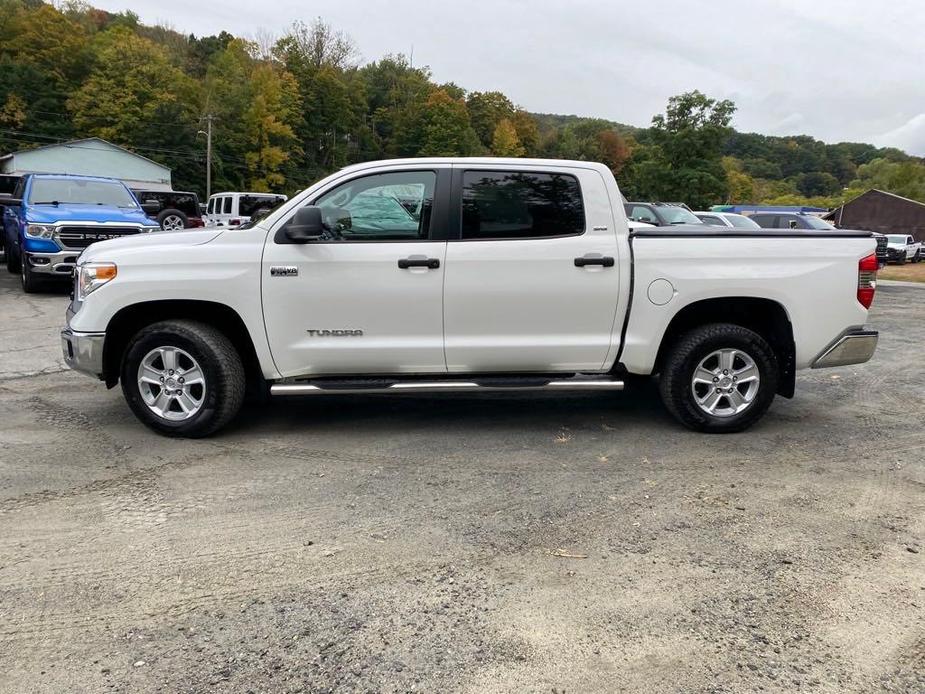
[{"x1": 3, "y1": 173, "x2": 160, "y2": 292}]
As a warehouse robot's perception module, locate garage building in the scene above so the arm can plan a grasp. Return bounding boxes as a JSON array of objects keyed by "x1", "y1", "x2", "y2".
[
  {"x1": 0, "y1": 137, "x2": 172, "y2": 191},
  {"x1": 824, "y1": 189, "x2": 925, "y2": 242}
]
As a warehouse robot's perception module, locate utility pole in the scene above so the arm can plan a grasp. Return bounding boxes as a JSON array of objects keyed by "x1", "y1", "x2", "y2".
[
  {"x1": 204, "y1": 114, "x2": 213, "y2": 200},
  {"x1": 198, "y1": 114, "x2": 214, "y2": 199}
]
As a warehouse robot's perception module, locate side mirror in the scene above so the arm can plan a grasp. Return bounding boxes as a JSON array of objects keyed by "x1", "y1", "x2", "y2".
[
  {"x1": 285, "y1": 206, "x2": 324, "y2": 243},
  {"x1": 141, "y1": 200, "x2": 162, "y2": 215},
  {"x1": 789, "y1": 220, "x2": 798, "y2": 229}
]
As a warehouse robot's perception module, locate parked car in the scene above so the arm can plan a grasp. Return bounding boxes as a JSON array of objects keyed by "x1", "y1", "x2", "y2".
[
  {"x1": 751, "y1": 212, "x2": 889, "y2": 266},
  {"x1": 694, "y1": 211, "x2": 761, "y2": 230},
  {"x1": 132, "y1": 190, "x2": 204, "y2": 230},
  {"x1": 205, "y1": 192, "x2": 287, "y2": 228},
  {"x1": 3, "y1": 173, "x2": 160, "y2": 292},
  {"x1": 61, "y1": 158, "x2": 880, "y2": 437},
  {"x1": 0, "y1": 174, "x2": 21, "y2": 260},
  {"x1": 884, "y1": 234, "x2": 921, "y2": 264},
  {"x1": 624, "y1": 202, "x2": 705, "y2": 226}
]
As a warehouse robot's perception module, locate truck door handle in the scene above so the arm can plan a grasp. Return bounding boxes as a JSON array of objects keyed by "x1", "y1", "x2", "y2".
[
  {"x1": 574, "y1": 255, "x2": 615, "y2": 268},
  {"x1": 398, "y1": 257, "x2": 440, "y2": 269}
]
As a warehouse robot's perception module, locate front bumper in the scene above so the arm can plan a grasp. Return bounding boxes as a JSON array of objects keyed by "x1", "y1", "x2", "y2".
[
  {"x1": 25, "y1": 249, "x2": 81, "y2": 276},
  {"x1": 811, "y1": 329, "x2": 878, "y2": 369},
  {"x1": 61, "y1": 328, "x2": 105, "y2": 380}
]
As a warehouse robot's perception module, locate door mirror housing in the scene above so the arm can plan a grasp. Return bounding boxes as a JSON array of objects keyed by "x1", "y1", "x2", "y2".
[{"x1": 285, "y1": 206, "x2": 324, "y2": 243}]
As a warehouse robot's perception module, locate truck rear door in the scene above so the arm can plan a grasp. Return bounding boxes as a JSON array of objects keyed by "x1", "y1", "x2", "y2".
[{"x1": 442, "y1": 165, "x2": 621, "y2": 373}]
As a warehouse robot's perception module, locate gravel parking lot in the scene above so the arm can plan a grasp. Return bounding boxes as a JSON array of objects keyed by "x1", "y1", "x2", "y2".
[{"x1": 1, "y1": 273, "x2": 923, "y2": 693}]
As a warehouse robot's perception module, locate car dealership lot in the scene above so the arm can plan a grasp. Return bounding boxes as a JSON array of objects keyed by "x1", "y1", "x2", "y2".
[{"x1": 1, "y1": 274, "x2": 923, "y2": 693}]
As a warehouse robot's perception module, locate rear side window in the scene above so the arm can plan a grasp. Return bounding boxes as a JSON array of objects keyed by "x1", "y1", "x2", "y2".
[
  {"x1": 223, "y1": 197, "x2": 232, "y2": 214},
  {"x1": 699, "y1": 215, "x2": 723, "y2": 226},
  {"x1": 461, "y1": 171, "x2": 584, "y2": 240},
  {"x1": 750, "y1": 214, "x2": 774, "y2": 228}
]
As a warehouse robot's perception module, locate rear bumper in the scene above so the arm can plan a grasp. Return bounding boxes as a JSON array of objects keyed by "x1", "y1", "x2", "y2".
[
  {"x1": 61, "y1": 328, "x2": 105, "y2": 380},
  {"x1": 811, "y1": 329, "x2": 878, "y2": 369}
]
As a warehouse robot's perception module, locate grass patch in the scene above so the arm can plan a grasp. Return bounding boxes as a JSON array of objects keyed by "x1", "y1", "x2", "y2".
[{"x1": 879, "y1": 263, "x2": 925, "y2": 283}]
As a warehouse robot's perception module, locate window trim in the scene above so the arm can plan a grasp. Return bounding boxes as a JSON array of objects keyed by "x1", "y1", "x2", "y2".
[
  {"x1": 453, "y1": 168, "x2": 587, "y2": 242},
  {"x1": 274, "y1": 168, "x2": 450, "y2": 245}
]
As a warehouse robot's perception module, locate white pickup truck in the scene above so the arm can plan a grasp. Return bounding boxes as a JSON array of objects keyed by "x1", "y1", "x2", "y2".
[{"x1": 61, "y1": 158, "x2": 880, "y2": 437}]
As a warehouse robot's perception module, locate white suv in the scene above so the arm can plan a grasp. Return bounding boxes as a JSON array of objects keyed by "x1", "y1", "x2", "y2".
[{"x1": 205, "y1": 192, "x2": 287, "y2": 228}]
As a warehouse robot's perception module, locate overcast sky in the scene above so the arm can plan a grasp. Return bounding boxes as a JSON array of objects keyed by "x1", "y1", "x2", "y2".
[{"x1": 94, "y1": 0, "x2": 925, "y2": 155}]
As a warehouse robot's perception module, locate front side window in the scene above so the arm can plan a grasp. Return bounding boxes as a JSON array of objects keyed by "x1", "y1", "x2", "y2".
[
  {"x1": 462, "y1": 171, "x2": 584, "y2": 240},
  {"x1": 311, "y1": 170, "x2": 435, "y2": 241},
  {"x1": 28, "y1": 178, "x2": 138, "y2": 208}
]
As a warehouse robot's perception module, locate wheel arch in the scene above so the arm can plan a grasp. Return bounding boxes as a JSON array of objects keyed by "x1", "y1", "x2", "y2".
[
  {"x1": 653, "y1": 296, "x2": 796, "y2": 398},
  {"x1": 103, "y1": 300, "x2": 264, "y2": 395}
]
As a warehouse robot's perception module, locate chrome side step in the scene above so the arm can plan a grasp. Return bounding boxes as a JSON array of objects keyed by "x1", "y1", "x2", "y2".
[{"x1": 270, "y1": 378, "x2": 624, "y2": 396}]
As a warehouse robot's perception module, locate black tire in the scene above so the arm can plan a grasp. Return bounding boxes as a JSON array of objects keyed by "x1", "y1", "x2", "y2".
[
  {"x1": 120, "y1": 320, "x2": 245, "y2": 437},
  {"x1": 157, "y1": 208, "x2": 189, "y2": 231},
  {"x1": 6, "y1": 242, "x2": 21, "y2": 273},
  {"x1": 659, "y1": 323, "x2": 779, "y2": 434},
  {"x1": 20, "y1": 255, "x2": 42, "y2": 293}
]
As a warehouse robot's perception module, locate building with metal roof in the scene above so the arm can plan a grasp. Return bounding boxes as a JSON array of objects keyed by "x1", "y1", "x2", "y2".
[
  {"x1": 823, "y1": 189, "x2": 925, "y2": 242},
  {"x1": 0, "y1": 137, "x2": 172, "y2": 191}
]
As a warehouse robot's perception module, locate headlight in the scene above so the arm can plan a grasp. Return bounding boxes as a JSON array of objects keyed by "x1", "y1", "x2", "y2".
[
  {"x1": 76, "y1": 262, "x2": 117, "y2": 299},
  {"x1": 25, "y1": 224, "x2": 55, "y2": 239}
]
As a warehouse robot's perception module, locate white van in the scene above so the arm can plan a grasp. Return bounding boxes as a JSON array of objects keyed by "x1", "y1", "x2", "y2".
[{"x1": 205, "y1": 192, "x2": 288, "y2": 228}]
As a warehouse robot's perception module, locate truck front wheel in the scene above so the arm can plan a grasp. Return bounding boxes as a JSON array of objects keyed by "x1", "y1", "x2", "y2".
[
  {"x1": 659, "y1": 323, "x2": 778, "y2": 433},
  {"x1": 120, "y1": 320, "x2": 245, "y2": 437}
]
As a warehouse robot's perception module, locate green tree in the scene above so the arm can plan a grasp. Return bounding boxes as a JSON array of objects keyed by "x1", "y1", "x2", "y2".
[
  {"x1": 491, "y1": 118, "x2": 524, "y2": 156},
  {"x1": 416, "y1": 89, "x2": 480, "y2": 156},
  {"x1": 630, "y1": 90, "x2": 735, "y2": 208},
  {"x1": 466, "y1": 91, "x2": 515, "y2": 148}
]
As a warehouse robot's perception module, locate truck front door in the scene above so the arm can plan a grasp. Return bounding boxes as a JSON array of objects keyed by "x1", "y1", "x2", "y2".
[
  {"x1": 262, "y1": 167, "x2": 450, "y2": 377},
  {"x1": 442, "y1": 166, "x2": 621, "y2": 373}
]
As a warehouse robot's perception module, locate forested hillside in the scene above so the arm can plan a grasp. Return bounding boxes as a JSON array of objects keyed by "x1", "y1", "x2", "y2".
[{"x1": 1, "y1": 1, "x2": 923, "y2": 208}]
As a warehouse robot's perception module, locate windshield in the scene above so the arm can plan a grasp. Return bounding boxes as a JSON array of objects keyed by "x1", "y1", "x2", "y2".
[
  {"x1": 803, "y1": 215, "x2": 835, "y2": 230},
  {"x1": 887, "y1": 235, "x2": 906, "y2": 244},
  {"x1": 29, "y1": 178, "x2": 138, "y2": 208},
  {"x1": 659, "y1": 206, "x2": 703, "y2": 225},
  {"x1": 727, "y1": 214, "x2": 761, "y2": 230}
]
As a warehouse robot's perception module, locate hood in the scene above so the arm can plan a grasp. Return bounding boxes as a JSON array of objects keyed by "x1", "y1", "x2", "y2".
[
  {"x1": 79, "y1": 229, "x2": 224, "y2": 262},
  {"x1": 27, "y1": 203, "x2": 154, "y2": 225}
]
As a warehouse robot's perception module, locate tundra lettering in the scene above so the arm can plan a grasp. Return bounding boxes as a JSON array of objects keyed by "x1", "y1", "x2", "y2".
[{"x1": 60, "y1": 157, "x2": 879, "y2": 437}]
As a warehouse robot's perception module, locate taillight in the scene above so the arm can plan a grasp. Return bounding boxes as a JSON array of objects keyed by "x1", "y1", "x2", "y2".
[
  {"x1": 858, "y1": 253, "x2": 878, "y2": 309},
  {"x1": 229, "y1": 218, "x2": 241, "y2": 226}
]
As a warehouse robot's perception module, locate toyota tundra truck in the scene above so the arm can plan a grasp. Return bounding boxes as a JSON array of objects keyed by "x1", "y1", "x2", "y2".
[
  {"x1": 60, "y1": 158, "x2": 880, "y2": 437},
  {"x1": 4, "y1": 173, "x2": 160, "y2": 291}
]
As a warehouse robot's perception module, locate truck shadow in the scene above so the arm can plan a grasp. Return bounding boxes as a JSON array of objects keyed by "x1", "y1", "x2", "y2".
[{"x1": 232, "y1": 379, "x2": 673, "y2": 437}]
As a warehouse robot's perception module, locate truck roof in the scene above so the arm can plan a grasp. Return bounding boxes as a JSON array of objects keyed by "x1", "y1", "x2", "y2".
[
  {"x1": 27, "y1": 172, "x2": 124, "y2": 184},
  {"x1": 337, "y1": 157, "x2": 613, "y2": 174}
]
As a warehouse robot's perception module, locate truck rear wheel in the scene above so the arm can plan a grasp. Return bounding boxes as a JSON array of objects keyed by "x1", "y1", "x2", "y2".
[
  {"x1": 659, "y1": 323, "x2": 778, "y2": 433},
  {"x1": 120, "y1": 320, "x2": 245, "y2": 437}
]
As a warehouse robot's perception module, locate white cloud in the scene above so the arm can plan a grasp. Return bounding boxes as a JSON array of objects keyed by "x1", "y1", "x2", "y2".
[{"x1": 873, "y1": 114, "x2": 925, "y2": 156}]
